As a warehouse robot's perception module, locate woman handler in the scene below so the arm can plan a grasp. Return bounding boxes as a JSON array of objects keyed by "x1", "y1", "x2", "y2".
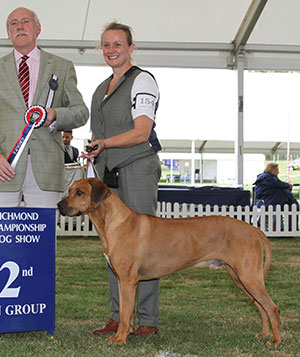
[{"x1": 81, "y1": 22, "x2": 161, "y2": 337}]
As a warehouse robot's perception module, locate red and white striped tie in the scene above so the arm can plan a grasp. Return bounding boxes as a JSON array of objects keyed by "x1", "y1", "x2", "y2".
[{"x1": 18, "y1": 55, "x2": 30, "y2": 107}]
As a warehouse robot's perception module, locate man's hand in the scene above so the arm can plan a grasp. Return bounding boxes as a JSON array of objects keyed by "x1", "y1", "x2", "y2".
[
  {"x1": 44, "y1": 108, "x2": 57, "y2": 127},
  {"x1": 0, "y1": 154, "x2": 15, "y2": 182}
]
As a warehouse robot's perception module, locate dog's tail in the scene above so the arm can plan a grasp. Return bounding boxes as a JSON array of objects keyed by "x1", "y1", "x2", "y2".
[
  {"x1": 249, "y1": 228, "x2": 272, "y2": 306},
  {"x1": 259, "y1": 229, "x2": 272, "y2": 280}
]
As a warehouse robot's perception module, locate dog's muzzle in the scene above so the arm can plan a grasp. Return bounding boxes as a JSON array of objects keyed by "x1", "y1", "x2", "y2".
[
  {"x1": 57, "y1": 199, "x2": 83, "y2": 217},
  {"x1": 57, "y1": 200, "x2": 67, "y2": 216}
]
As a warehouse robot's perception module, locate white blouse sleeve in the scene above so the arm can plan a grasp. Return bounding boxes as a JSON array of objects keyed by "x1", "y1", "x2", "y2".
[{"x1": 131, "y1": 72, "x2": 159, "y2": 121}]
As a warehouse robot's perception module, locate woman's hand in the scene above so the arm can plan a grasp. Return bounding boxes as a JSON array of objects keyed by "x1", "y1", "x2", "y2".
[
  {"x1": 79, "y1": 139, "x2": 106, "y2": 160},
  {"x1": 80, "y1": 116, "x2": 153, "y2": 161}
]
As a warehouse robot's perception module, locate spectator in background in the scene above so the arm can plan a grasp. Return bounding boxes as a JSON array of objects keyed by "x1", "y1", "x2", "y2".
[
  {"x1": 254, "y1": 162, "x2": 299, "y2": 230},
  {"x1": 63, "y1": 130, "x2": 79, "y2": 164}
]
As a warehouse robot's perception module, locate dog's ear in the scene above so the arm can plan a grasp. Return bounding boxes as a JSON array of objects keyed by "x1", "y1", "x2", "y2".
[{"x1": 89, "y1": 178, "x2": 111, "y2": 206}]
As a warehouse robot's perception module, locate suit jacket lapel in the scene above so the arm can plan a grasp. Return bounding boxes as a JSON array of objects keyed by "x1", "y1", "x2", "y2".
[
  {"x1": 33, "y1": 49, "x2": 53, "y2": 105},
  {"x1": 2, "y1": 52, "x2": 26, "y2": 105}
]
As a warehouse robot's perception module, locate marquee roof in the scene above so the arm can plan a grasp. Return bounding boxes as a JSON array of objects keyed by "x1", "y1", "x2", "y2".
[
  {"x1": 1, "y1": 0, "x2": 300, "y2": 70},
  {"x1": 160, "y1": 139, "x2": 300, "y2": 156},
  {"x1": 1, "y1": 1, "x2": 300, "y2": 186}
]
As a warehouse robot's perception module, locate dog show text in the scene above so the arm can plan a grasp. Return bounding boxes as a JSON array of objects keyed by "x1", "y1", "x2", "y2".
[{"x1": 0, "y1": 210, "x2": 47, "y2": 244}]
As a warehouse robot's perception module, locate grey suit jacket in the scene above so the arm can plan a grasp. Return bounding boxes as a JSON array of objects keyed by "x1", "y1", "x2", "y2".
[{"x1": 0, "y1": 49, "x2": 89, "y2": 192}]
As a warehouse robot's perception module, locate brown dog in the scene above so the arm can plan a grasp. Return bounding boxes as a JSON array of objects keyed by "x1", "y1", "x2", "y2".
[{"x1": 57, "y1": 178, "x2": 281, "y2": 346}]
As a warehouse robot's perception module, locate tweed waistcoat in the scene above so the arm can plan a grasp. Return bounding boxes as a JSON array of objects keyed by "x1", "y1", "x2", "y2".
[{"x1": 91, "y1": 67, "x2": 156, "y2": 172}]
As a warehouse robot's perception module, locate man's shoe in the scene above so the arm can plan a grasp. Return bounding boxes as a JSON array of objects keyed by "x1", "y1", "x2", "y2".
[
  {"x1": 93, "y1": 318, "x2": 119, "y2": 335},
  {"x1": 133, "y1": 326, "x2": 158, "y2": 337}
]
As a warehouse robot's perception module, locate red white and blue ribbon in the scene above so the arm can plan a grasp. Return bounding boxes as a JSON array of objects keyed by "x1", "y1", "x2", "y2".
[
  {"x1": 7, "y1": 106, "x2": 47, "y2": 169},
  {"x1": 7, "y1": 74, "x2": 58, "y2": 170}
]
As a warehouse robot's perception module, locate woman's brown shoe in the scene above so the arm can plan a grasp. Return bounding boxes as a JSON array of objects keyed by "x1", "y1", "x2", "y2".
[{"x1": 133, "y1": 326, "x2": 158, "y2": 337}]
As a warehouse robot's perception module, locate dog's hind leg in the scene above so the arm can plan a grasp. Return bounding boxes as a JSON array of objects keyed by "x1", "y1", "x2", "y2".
[
  {"x1": 225, "y1": 266, "x2": 271, "y2": 338},
  {"x1": 254, "y1": 302, "x2": 271, "y2": 338},
  {"x1": 225, "y1": 265, "x2": 281, "y2": 345},
  {"x1": 243, "y1": 282, "x2": 281, "y2": 346}
]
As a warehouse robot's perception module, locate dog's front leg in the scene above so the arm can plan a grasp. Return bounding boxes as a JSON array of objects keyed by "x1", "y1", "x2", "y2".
[{"x1": 109, "y1": 279, "x2": 138, "y2": 345}]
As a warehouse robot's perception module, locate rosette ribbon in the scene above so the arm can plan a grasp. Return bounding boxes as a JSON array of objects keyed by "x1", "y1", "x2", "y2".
[
  {"x1": 7, "y1": 106, "x2": 47, "y2": 169},
  {"x1": 7, "y1": 74, "x2": 58, "y2": 169}
]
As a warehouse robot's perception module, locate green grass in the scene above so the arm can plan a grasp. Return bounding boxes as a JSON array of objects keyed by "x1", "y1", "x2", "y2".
[{"x1": 0, "y1": 236, "x2": 300, "y2": 356}]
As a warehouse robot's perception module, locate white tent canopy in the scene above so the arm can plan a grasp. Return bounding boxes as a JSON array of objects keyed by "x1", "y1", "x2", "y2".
[
  {"x1": 160, "y1": 139, "x2": 300, "y2": 156},
  {"x1": 0, "y1": 0, "x2": 300, "y2": 70},
  {"x1": 0, "y1": 0, "x2": 299, "y2": 186}
]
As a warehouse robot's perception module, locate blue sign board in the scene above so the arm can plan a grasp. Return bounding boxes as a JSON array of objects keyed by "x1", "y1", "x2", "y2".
[
  {"x1": 164, "y1": 159, "x2": 179, "y2": 171},
  {"x1": 0, "y1": 208, "x2": 55, "y2": 334}
]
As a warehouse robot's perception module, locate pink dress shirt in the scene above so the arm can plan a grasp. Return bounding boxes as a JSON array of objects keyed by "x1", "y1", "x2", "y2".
[{"x1": 14, "y1": 47, "x2": 41, "y2": 107}]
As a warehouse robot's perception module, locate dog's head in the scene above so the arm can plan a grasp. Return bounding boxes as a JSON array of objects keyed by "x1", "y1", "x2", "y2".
[{"x1": 57, "y1": 178, "x2": 111, "y2": 217}]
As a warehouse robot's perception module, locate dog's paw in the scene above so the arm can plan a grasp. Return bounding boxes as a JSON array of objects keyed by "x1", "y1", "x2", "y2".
[
  {"x1": 256, "y1": 332, "x2": 270, "y2": 338},
  {"x1": 265, "y1": 339, "x2": 281, "y2": 347},
  {"x1": 109, "y1": 335, "x2": 126, "y2": 345}
]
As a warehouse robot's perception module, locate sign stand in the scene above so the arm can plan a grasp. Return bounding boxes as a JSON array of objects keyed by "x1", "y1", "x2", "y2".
[{"x1": 0, "y1": 207, "x2": 55, "y2": 334}]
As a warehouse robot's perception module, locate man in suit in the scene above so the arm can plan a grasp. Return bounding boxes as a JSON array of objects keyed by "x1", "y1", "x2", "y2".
[
  {"x1": 63, "y1": 130, "x2": 79, "y2": 164},
  {"x1": 0, "y1": 7, "x2": 89, "y2": 208}
]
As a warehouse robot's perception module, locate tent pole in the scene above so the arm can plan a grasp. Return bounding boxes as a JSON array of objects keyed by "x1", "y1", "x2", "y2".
[{"x1": 236, "y1": 52, "x2": 244, "y2": 187}]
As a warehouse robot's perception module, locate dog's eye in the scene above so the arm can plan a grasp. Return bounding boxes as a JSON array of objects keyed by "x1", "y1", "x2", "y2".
[{"x1": 76, "y1": 189, "x2": 83, "y2": 197}]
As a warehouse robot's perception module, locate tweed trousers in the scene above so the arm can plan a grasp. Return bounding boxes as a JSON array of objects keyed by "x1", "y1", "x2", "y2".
[{"x1": 0, "y1": 156, "x2": 61, "y2": 208}]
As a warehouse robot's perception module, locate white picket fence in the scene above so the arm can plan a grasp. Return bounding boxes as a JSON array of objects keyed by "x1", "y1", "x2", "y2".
[{"x1": 57, "y1": 202, "x2": 300, "y2": 237}]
